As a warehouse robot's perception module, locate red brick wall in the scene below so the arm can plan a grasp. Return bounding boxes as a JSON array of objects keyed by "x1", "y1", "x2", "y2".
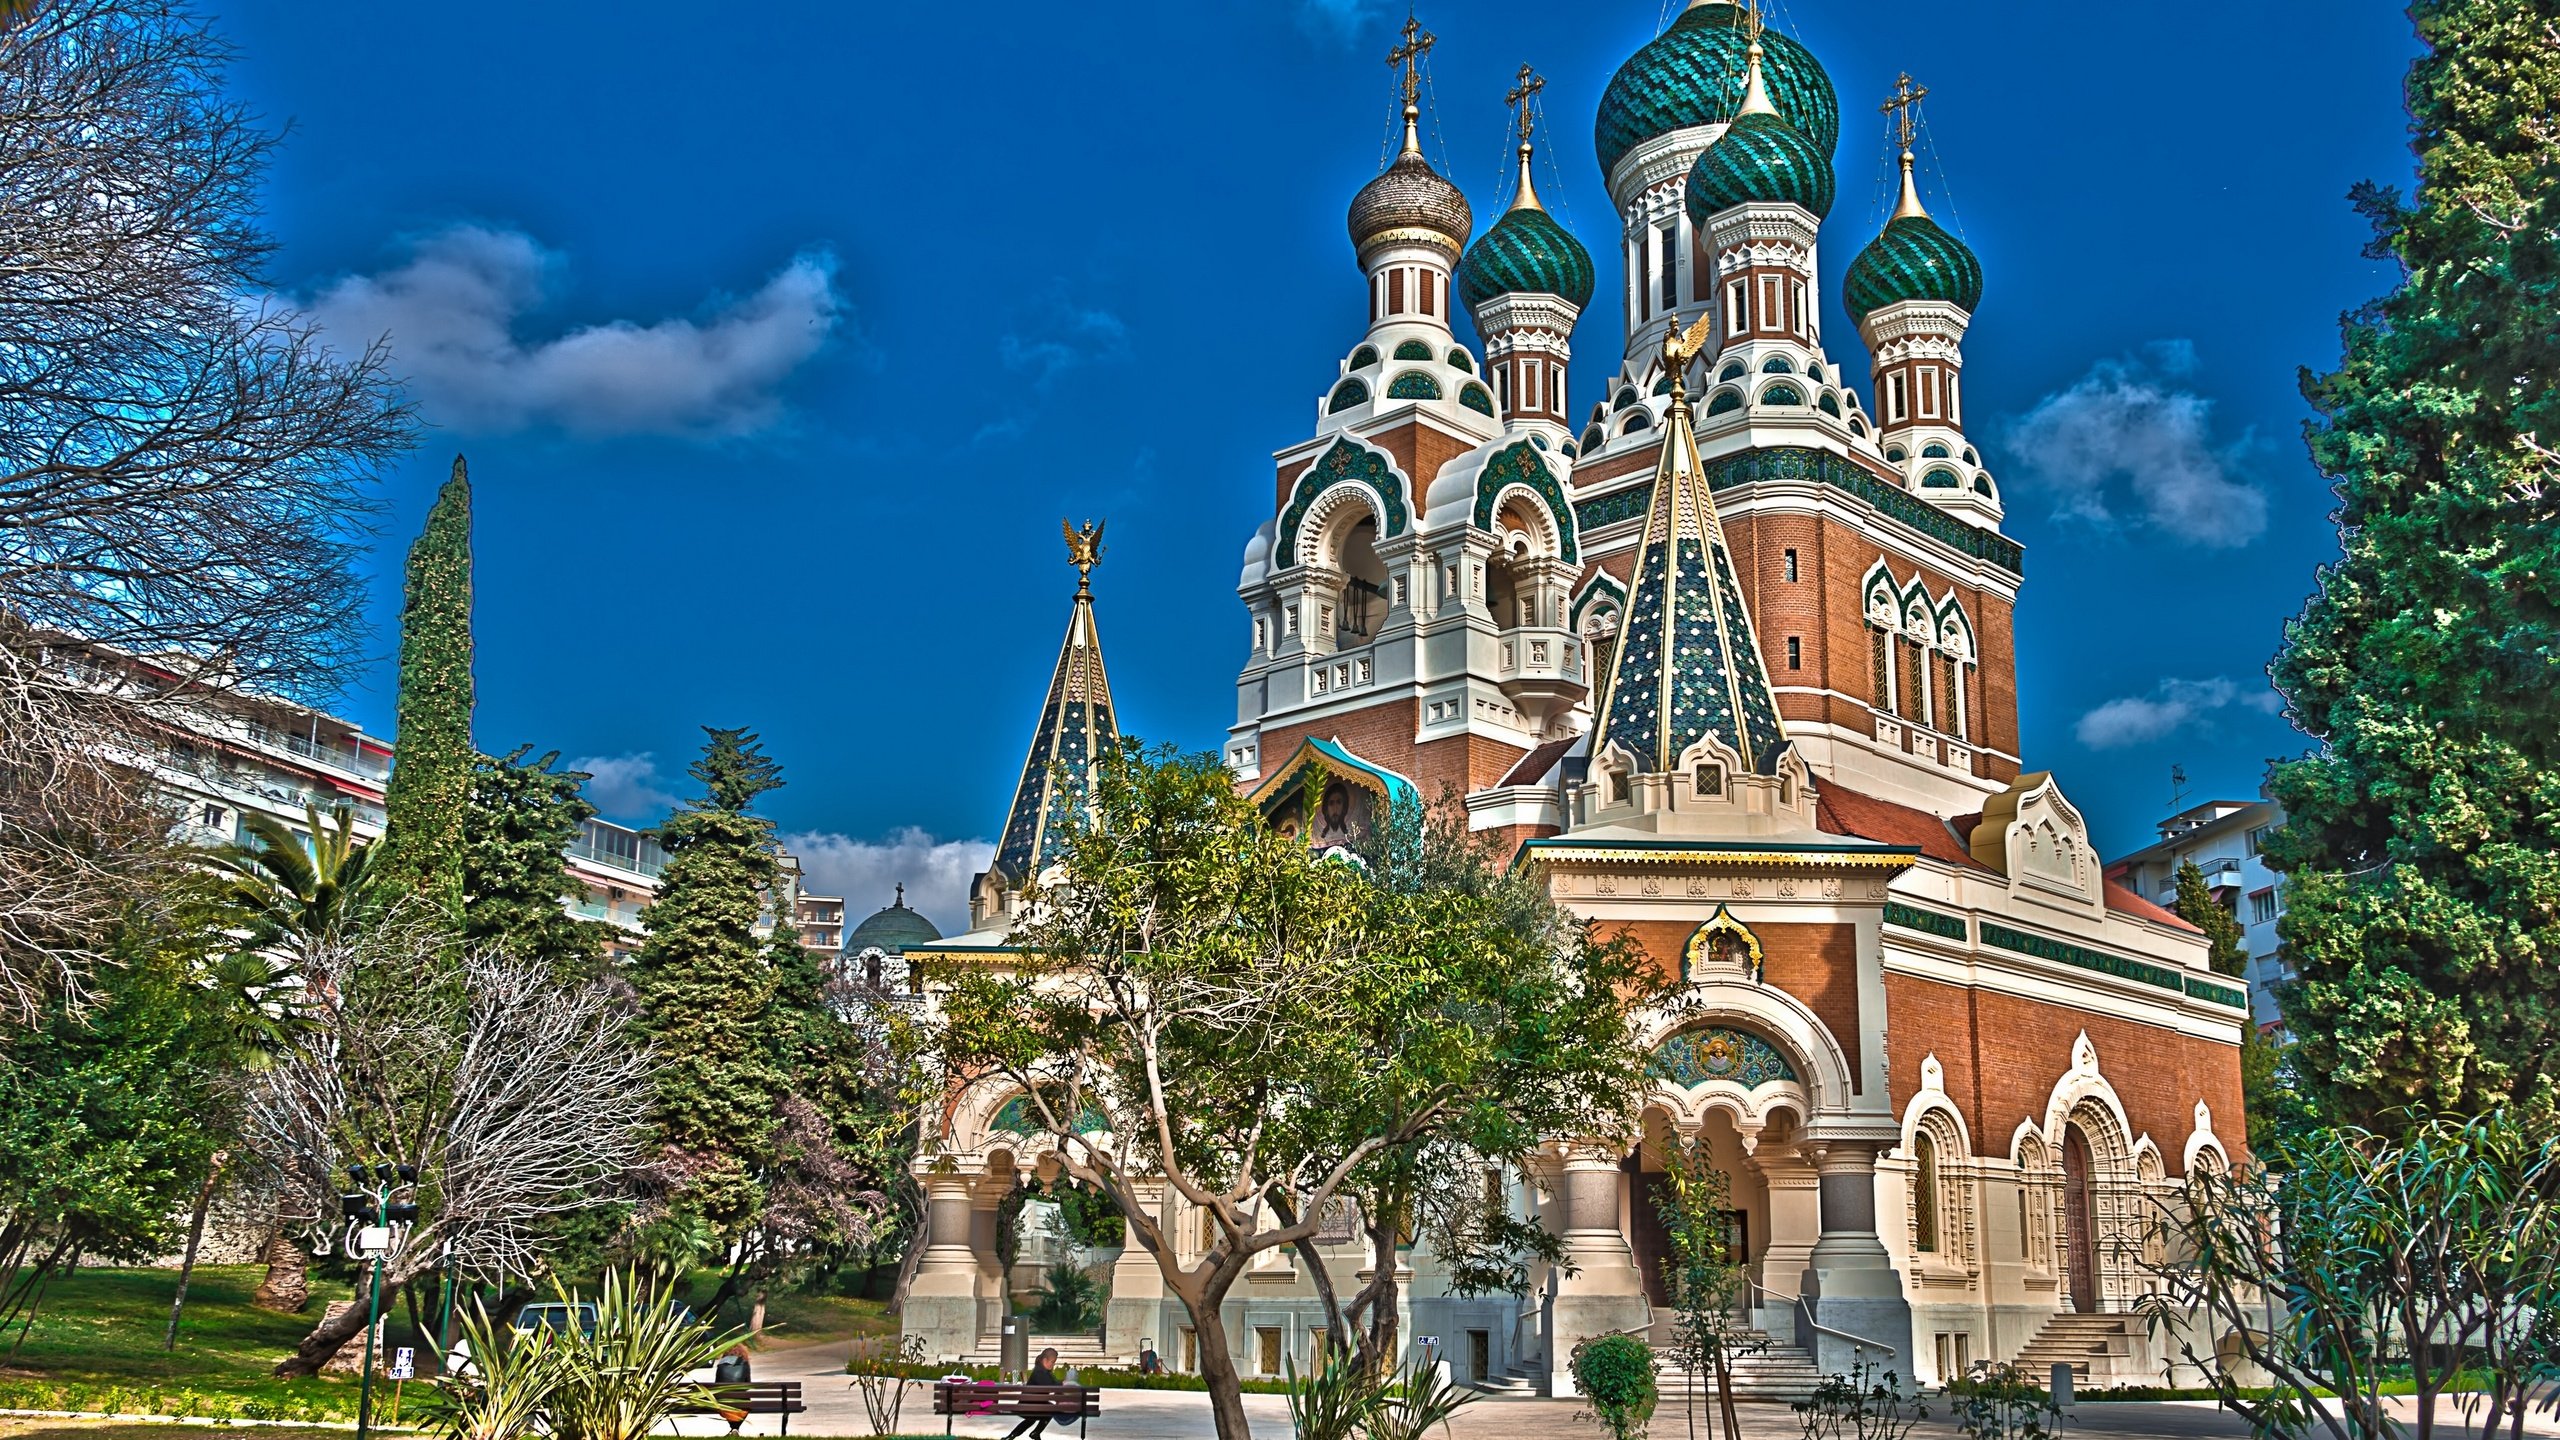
[
  {"x1": 1615, "y1": 919, "x2": 1863, "y2": 1092},
  {"x1": 1885, "y1": 972, "x2": 2244, "y2": 1175}
]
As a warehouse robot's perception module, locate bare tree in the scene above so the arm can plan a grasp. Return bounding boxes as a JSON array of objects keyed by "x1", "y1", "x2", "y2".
[
  {"x1": 0, "y1": 0, "x2": 411, "y2": 1018},
  {"x1": 242, "y1": 922, "x2": 655, "y2": 1376}
]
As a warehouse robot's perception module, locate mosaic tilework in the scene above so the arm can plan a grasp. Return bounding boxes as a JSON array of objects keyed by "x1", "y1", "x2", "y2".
[
  {"x1": 993, "y1": 596, "x2": 1120, "y2": 882},
  {"x1": 1460, "y1": 382, "x2": 1496, "y2": 417},
  {"x1": 1459, "y1": 204, "x2": 1598, "y2": 310},
  {"x1": 1648, "y1": 1026, "x2": 1801, "y2": 1088},
  {"x1": 1845, "y1": 212, "x2": 1985, "y2": 325},
  {"x1": 991, "y1": 1095, "x2": 1111, "y2": 1136},
  {"x1": 1885, "y1": 901, "x2": 1970, "y2": 940},
  {"x1": 1387, "y1": 370, "x2": 1444, "y2": 400},
  {"x1": 1276, "y1": 438, "x2": 1412, "y2": 561},
  {"x1": 1328, "y1": 378, "x2": 1369, "y2": 414},
  {"x1": 1394, "y1": 339, "x2": 1436, "y2": 361},
  {"x1": 1473, "y1": 441, "x2": 1580, "y2": 563},
  {"x1": 1448, "y1": 349, "x2": 1474, "y2": 371},
  {"x1": 1570, "y1": 446, "x2": 2025, "y2": 576},
  {"x1": 1595, "y1": 4, "x2": 1839, "y2": 175},
  {"x1": 1686, "y1": 110, "x2": 1836, "y2": 223},
  {"x1": 1349, "y1": 345, "x2": 1380, "y2": 370}
]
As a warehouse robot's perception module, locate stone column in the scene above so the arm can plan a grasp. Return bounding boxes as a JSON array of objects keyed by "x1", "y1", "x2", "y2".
[
  {"x1": 1104, "y1": 1179, "x2": 1171, "y2": 1365},
  {"x1": 1546, "y1": 1142, "x2": 1648, "y2": 1397},
  {"x1": 1796, "y1": 1143, "x2": 1914, "y2": 1374},
  {"x1": 1749, "y1": 1143, "x2": 1822, "y2": 1331},
  {"x1": 971, "y1": 1176, "x2": 1013, "y2": 1337},
  {"x1": 904, "y1": 1171, "x2": 988, "y2": 1361}
]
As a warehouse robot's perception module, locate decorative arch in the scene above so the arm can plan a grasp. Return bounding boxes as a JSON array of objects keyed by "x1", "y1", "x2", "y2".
[
  {"x1": 1705, "y1": 388, "x2": 1744, "y2": 416},
  {"x1": 1571, "y1": 571, "x2": 1628, "y2": 630},
  {"x1": 1459, "y1": 382, "x2": 1495, "y2": 417},
  {"x1": 1393, "y1": 339, "x2": 1435, "y2": 361},
  {"x1": 1348, "y1": 344, "x2": 1380, "y2": 370},
  {"x1": 1935, "y1": 593, "x2": 1977, "y2": 661},
  {"x1": 1860, "y1": 560, "x2": 1901, "y2": 629},
  {"x1": 1386, "y1": 369, "x2": 1443, "y2": 401},
  {"x1": 1327, "y1": 378, "x2": 1369, "y2": 414},
  {"x1": 1759, "y1": 381, "x2": 1806, "y2": 407},
  {"x1": 1277, "y1": 437, "x2": 1410, "y2": 563},
  {"x1": 1680, "y1": 906, "x2": 1763, "y2": 982},
  {"x1": 1472, "y1": 442, "x2": 1580, "y2": 563},
  {"x1": 1899, "y1": 1054, "x2": 1977, "y2": 1268},
  {"x1": 2182, "y1": 1099, "x2": 2231, "y2": 1175},
  {"x1": 1633, "y1": 986, "x2": 1854, "y2": 1123}
]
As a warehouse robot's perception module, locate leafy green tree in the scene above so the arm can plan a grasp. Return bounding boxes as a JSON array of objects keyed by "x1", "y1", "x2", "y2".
[
  {"x1": 2165, "y1": 857, "x2": 2297, "y2": 1157},
  {"x1": 374, "y1": 457, "x2": 476, "y2": 918},
  {"x1": 937, "y1": 744, "x2": 1663, "y2": 1440},
  {"x1": 2266, "y1": 0, "x2": 2560, "y2": 1131},
  {"x1": 466, "y1": 746, "x2": 608, "y2": 984},
  {"x1": 629, "y1": 728, "x2": 787, "y2": 1245},
  {"x1": 2170, "y1": 859, "x2": 2247, "y2": 979},
  {"x1": 1659, "y1": 1137, "x2": 1756, "y2": 1440},
  {"x1": 0, "y1": 925, "x2": 234, "y2": 1334}
]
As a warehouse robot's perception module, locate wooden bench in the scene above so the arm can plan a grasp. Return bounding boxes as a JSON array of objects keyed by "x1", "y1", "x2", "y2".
[
  {"x1": 672, "y1": 1380, "x2": 808, "y2": 1435},
  {"x1": 931, "y1": 1381, "x2": 1100, "y2": 1438}
]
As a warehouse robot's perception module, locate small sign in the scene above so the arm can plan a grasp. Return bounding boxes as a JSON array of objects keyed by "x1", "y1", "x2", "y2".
[
  {"x1": 1415, "y1": 1336, "x2": 1439, "y2": 1350},
  {"x1": 389, "y1": 1347, "x2": 415, "y2": 1380}
]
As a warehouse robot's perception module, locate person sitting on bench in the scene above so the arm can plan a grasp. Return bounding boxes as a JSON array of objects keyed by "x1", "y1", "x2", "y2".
[
  {"x1": 1137, "y1": 1338, "x2": 1162, "y2": 1375},
  {"x1": 1003, "y1": 1349, "x2": 1062, "y2": 1440}
]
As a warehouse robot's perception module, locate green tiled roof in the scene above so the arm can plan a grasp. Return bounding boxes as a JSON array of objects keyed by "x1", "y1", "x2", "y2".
[
  {"x1": 1845, "y1": 214, "x2": 1984, "y2": 325},
  {"x1": 1459, "y1": 206, "x2": 1597, "y2": 310},
  {"x1": 1595, "y1": 4, "x2": 1838, "y2": 178},
  {"x1": 1686, "y1": 110, "x2": 1835, "y2": 221}
]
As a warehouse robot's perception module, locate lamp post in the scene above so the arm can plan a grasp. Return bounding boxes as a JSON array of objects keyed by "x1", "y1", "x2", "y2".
[{"x1": 340, "y1": 1161, "x2": 419, "y2": 1440}]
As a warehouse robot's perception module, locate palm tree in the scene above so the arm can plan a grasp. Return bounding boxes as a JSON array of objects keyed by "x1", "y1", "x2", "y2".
[{"x1": 199, "y1": 803, "x2": 388, "y2": 1313}]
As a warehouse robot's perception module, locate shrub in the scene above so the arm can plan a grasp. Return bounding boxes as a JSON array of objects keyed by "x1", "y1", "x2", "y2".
[{"x1": 1571, "y1": 1333, "x2": 1657, "y2": 1440}]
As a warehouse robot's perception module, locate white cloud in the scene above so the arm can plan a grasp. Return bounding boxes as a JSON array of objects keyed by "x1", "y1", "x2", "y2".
[
  {"x1": 2075, "y1": 676, "x2": 2282, "y2": 750},
  {"x1": 299, "y1": 225, "x2": 842, "y2": 437},
  {"x1": 782, "y1": 828, "x2": 992, "y2": 938},
  {"x1": 2004, "y1": 341, "x2": 2267, "y2": 547},
  {"x1": 569, "y1": 751, "x2": 679, "y2": 821}
]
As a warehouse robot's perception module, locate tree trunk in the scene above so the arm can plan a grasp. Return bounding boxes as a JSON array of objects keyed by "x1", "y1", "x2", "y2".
[
  {"x1": 1188, "y1": 1302, "x2": 1255, "y2": 1440},
  {"x1": 251, "y1": 1229, "x2": 309, "y2": 1314},
  {"x1": 163, "y1": 1150, "x2": 229, "y2": 1349},
  {"x1": 749, "y1": 1287, "x2": 767, "y2": 1338},
  {"x1": 274, "y1": 1290, "x2": 378, "y2": 1377},
  {"x1": 885, "y1": 1222, "x2": 928, "y2": 1316}
]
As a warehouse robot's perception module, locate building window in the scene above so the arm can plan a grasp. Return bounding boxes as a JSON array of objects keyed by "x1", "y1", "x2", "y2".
[
  {"x1": 1783, "y1": 548, "x2": 1799, "y2": 583},
  {"x1": 1901, "y1": 638, "x2": 1928, "y2": 723},
  {"x1": 1256, "y1": 1327, "x2": 1283, "y2": 1376},
  {"x1": 1871, "y1": 628, "x2": 1893, "y2": 712},
  {"x1": 1725, "y1": 280, "x2": 1745, "y2": 337},
  {"x1": 1887, "y1": 372, "x2": 1907, "y2": 423},
  {"x1": 2249, "y1": 888, "x2": 2278, "y2": 925},
  {"x1": 1658, "y1": 224, "x2": 1679, "y2": 314},
  {"x1": 1787, "y1": 636, "x2": 1802, "y2": 671},
  {"x1": 1694, "y1": 763, "x2": 1725, "y2": 797},
  {"x1": 200, "y1": 803, "x2": 224, "y2": 829},
  {"x1": 1913, "y1": 1130, "x2": 1940, "y2": 1252},
  {"x1": 2245, "y1": 823, "x2": 2274, "y2": 855}
]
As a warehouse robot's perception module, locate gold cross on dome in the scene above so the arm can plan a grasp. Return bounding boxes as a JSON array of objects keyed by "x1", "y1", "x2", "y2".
[
  {"x1": 1882, "y1": 72, "x2": 1930, "y2": 151},
  {"x1": 1387, "y1": 12, "x2": 1435, "y2": 110},
  {"x1": 1507, "y1": 65, "x2": 1546, "y2": 146}
]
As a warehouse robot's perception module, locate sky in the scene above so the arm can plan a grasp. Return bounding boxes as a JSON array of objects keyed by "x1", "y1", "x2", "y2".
[{"x1": 216, "y1": 0, "x2": 2424, "y2": 932}]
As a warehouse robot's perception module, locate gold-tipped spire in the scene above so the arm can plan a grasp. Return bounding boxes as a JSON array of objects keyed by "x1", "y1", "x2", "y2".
[
  {"x1": 1882, "y1": 73, "x2": 1932, "y2": 220},
  {"x1": 1735, "y1": 0, "x2": 1776, "y2": 118},
  {"x1": 1506, "y1": 64, "x2": 1547, "y2": 212},
  {"x1": 1387, "y1": 12, "x2": 1436, "y2": 157}
]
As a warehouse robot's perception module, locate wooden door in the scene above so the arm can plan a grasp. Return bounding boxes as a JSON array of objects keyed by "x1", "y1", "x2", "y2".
[
  {"x1": 1630, "y1": 1164, "x2": 1674, "y2": 1306},
  {"x1": 2062, "y1": 1125, "x2": 2098, "y2": 1313}
]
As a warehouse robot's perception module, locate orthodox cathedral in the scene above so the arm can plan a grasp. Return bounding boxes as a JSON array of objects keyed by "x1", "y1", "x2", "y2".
[{"x1": 901, "y1": 0, "x2": 2249, "y2": 1396}]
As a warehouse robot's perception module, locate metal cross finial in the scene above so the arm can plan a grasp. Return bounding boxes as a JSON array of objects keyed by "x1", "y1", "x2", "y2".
[
  {"x1": 1062, "y1": 518, "x2": 1105, "y2": 591},
  {"x1": 1507, "y1": 64, "x2": 1546, "y2": 147},
  {"x1": 1882, "y1": 72, "x2": 1930, "y2": 151},
  {"x1": 1387, "y1": 12, "x2": 1435, "y2": 111},
  {"x1": 894, "y1": 882, "x2": 905, "y2": 907},
  {"x1": 1741, "y1": 0, "x2": 1765, "y2": 46}
]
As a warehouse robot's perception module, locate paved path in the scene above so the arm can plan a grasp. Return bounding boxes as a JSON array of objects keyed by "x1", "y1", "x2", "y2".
[{"x1": 739, "y1": 1340, "x2": 2555, "y2": 1440}]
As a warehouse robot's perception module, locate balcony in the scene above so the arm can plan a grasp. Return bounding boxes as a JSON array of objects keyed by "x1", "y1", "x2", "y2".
[
  {"x1": 1496, "y1": 627, "x2": 1586, "y2": 725},
  {"x1": 243, "y1": 722, "x2": 391, "y2": 780}
]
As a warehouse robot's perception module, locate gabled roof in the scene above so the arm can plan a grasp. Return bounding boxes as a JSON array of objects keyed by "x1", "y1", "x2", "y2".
[
  {"x1": 1819, "y1": 782, "x2": 2199, "y2": 934},
  {"x1": 1249, "y1": 736, "x2": 1420, "y2": 814},
  {"x1": 991, "y1": 537, "x2": 1119, "y2": 883}
]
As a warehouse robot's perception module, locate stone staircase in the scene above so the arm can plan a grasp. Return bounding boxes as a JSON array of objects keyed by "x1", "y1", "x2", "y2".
[
  {"x1": 957, "y1": 1332, "x2": 1123, "y2": 1370},
  {"x1": 1654, "y1": 1331, "x2": 1825, "y2": 1403},
  {"x1": 1467, "y1": 1355, "x2": 1543, "y2": 1396},
  {"x1": 2009, "y1": 1313, "x2": 2144, "y2": 1387}
]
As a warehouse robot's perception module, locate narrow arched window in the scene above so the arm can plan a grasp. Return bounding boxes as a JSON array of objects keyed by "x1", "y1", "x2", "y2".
[{"x1": 1914, "y1": 1131, "x2": 1941, "y2": 1253}]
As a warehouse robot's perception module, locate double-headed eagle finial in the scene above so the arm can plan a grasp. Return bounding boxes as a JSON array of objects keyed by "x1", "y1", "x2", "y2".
[{"x1": 1063, "y1": 518, "x2": 1106, "y2": 592}]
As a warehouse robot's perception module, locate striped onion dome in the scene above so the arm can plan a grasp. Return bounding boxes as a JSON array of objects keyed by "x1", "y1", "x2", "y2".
[
  {"x1": 1844, "y1": 157, "x2": 1984, "y2": 324},
  {"x1": 1459, "y1": 145, "x2": 1596, "y2": 310},
  {"x1": 1594, "y1": 2, "x2": 1838, "y2": 179}
]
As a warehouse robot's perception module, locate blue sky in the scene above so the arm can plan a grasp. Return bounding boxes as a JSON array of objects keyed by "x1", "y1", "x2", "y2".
[{"x1": 221, "y1": 1, "x2": 2420, "y2": 928}]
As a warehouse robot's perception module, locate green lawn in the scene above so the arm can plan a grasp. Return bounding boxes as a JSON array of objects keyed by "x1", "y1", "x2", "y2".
[
  {"x1": 741, "y1": 1287, "x2": 898, "y2": 1353},
  {"x1": 0, "y1": 1265, "x2": 373, "y2": 1422}
]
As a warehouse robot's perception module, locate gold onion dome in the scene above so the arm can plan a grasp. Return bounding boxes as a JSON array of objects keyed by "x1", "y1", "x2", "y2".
[{"x1": 1349, "y1": 108, "x2": 1474, "y2": 263}]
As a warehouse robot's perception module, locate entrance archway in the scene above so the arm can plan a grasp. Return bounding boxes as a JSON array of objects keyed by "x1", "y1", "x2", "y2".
[
  {"x1": 2062, "y1": 1124, "x2": 2098, "y2": 1313},
  {"x1": 1624, "y1": 1107, "x2": 1767, "y2": 1330}
]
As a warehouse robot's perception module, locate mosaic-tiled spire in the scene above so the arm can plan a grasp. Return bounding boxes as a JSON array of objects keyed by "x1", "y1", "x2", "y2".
[
  {"x1": 992, "y1": 522, "x2": 1120, "y2": 881},
  {"x1": 1588, "y1": 321, "x2": 1791, "y2": 774}
]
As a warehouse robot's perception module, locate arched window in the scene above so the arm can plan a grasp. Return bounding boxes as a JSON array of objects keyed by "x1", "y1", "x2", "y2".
[
  {"x1": 1922, "y1": 442, "x2": 1951, "y2": 458},
  {"x1": 1328, "y1": 378, "x2": 1369, "y2": 414},
  {"x1": 1718, "y1": 361, "x2": 1745, "y2": 382},
  {"x1": 1447, "y1": 348, "x2": 1474, "y2": 371},
  {"x1": 1706, "y1": 389, "x2": 1744, "y2": 416},
  {"x1": 1581, "y1": 426, "x2": 1607, "y2": 453},
  {"x1": 1348, "y1": 345, "x2": 1380, "y2": 370},
  {"x1": 1621, "y1": 411, "x2": 1653, "y2": 434},
  {"x1": 1386, "y1": 370, "x2": 1443, "y2": 401},
  {"x1": 1614, "y1": 385, "x2": 1642, "y2": 412},
  {"x1": 1921, "y1": 467, "x2": 1962, "y2": 489},
  {"x1": 1818, "y1": 392, "x2": 1842, "y2": 417},
  {"x1": 1394, "y1": 339, "x2": 1435, "y2": 361},
  {"x1": 1761, "y1": 356, "x2": 1796, "y2": 374},
  {"x1": 1761, "y1": 382, "x2": 1804, "y2": 407},
  {"x1": 1914, "y1": 1131, "x2": 1941, "y2": 1252},
  {"x1": 1459, "y1": 382, "x2": 1495, "y2": 417}
]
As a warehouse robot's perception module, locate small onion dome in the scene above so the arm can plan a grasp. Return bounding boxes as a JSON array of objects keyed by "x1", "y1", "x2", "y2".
[
  {"x1": 1843, "y1": 155, "x2": 1983, "y2": 325},
  {"x1": 847, "y1": 891, "x2": 940, "y2": 954},
  {"x1": 1595, "y1": 2, "x2": 1838, "y2": 179},
  {"x1": 1459, "y1": 146, "x2": 1596, "y2": 310},
  {"x1": 1685, "y1": 109, "x2": 1835, "y2": 222},
  {"x1": 1350, "y1": 109, "x2": 1473, "y2": 262}
]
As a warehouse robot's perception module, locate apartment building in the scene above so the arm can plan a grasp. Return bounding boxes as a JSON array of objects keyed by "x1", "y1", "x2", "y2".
[{"x1": 2105, "y1": 796, "x2": 2289, "y2": 1026}]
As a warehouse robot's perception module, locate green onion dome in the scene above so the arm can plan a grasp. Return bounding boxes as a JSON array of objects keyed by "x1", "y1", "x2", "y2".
[
  {"x1": 1350, "y1": 116, "x2": 1473, "y2": 262},
  {"x1": 1685, "y1": 109, "x2": 1835, "y2": 222},
  {"x1": 1844, "y1": 210, "x2": 1983, "y2": 325},
  {"x1": 1595, "y1": 3, "x2": 1838, "y2": 180},
  {"x1": 1459, "y1": 151, "x2": 1596, "y2": 310}
]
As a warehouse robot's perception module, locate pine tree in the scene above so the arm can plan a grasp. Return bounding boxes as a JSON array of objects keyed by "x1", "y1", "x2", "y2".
[
  {"x1": 2171, "y1": 859, "x2": 2249, "y2": 979},
  {"x1": 464, "y1": 746, "x2": 608, "y2": 983},
  {"x1": 374, "y1": 458, "x2": 476, "y2": 917},
  {"x1": 629, "y1": 727, "x2": 786, "y2": 1237},
  {"x1": 2267, "y1": 0, "x2": 2560, "y2": 1130}
]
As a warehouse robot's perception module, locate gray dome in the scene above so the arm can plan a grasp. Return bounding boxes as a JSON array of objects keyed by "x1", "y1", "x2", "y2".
[
  {"x1": 1349, "y1": 144, "x2": 1472, "y2": 263},
  {"x1": 848, "y1": 896, "x2": 941, "y2": 953}
]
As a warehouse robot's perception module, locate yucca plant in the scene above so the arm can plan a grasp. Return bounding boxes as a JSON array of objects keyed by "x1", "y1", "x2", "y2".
[
  {"x1": 1365, "y1": 1358, "x2": 1476, "y2": 1440},
  {"x1": 432, "y1": 1301, "x2": 559, "y2": 1440},
  {"x1": 1285, "y1": 1351, "x2": 1383, "y2": 1440},
  {"x1": 542, "y1": 1269, "x2": 742, "y2": 1440}
]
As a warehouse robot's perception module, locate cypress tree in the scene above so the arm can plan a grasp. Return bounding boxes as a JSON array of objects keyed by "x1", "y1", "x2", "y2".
[
  {"x1": 463, "y1": 746, "x2": 608, "y2": 982},
  {"x1": 629, "y1": 727, "x2": 786, "y2": 1237},
  {"x1": 2267, "y1": 0, "x2": 2560, "y2": 1130},
  {"x1": 2170, "y1": 858, "x2": 2298, "y2": 1156},
  {"x1": 2170, "y1": 859, "x2": 2249, "y2": 979},
  {"x1": 375, "y1": 458, "x2": 475, "y2": 917}
]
